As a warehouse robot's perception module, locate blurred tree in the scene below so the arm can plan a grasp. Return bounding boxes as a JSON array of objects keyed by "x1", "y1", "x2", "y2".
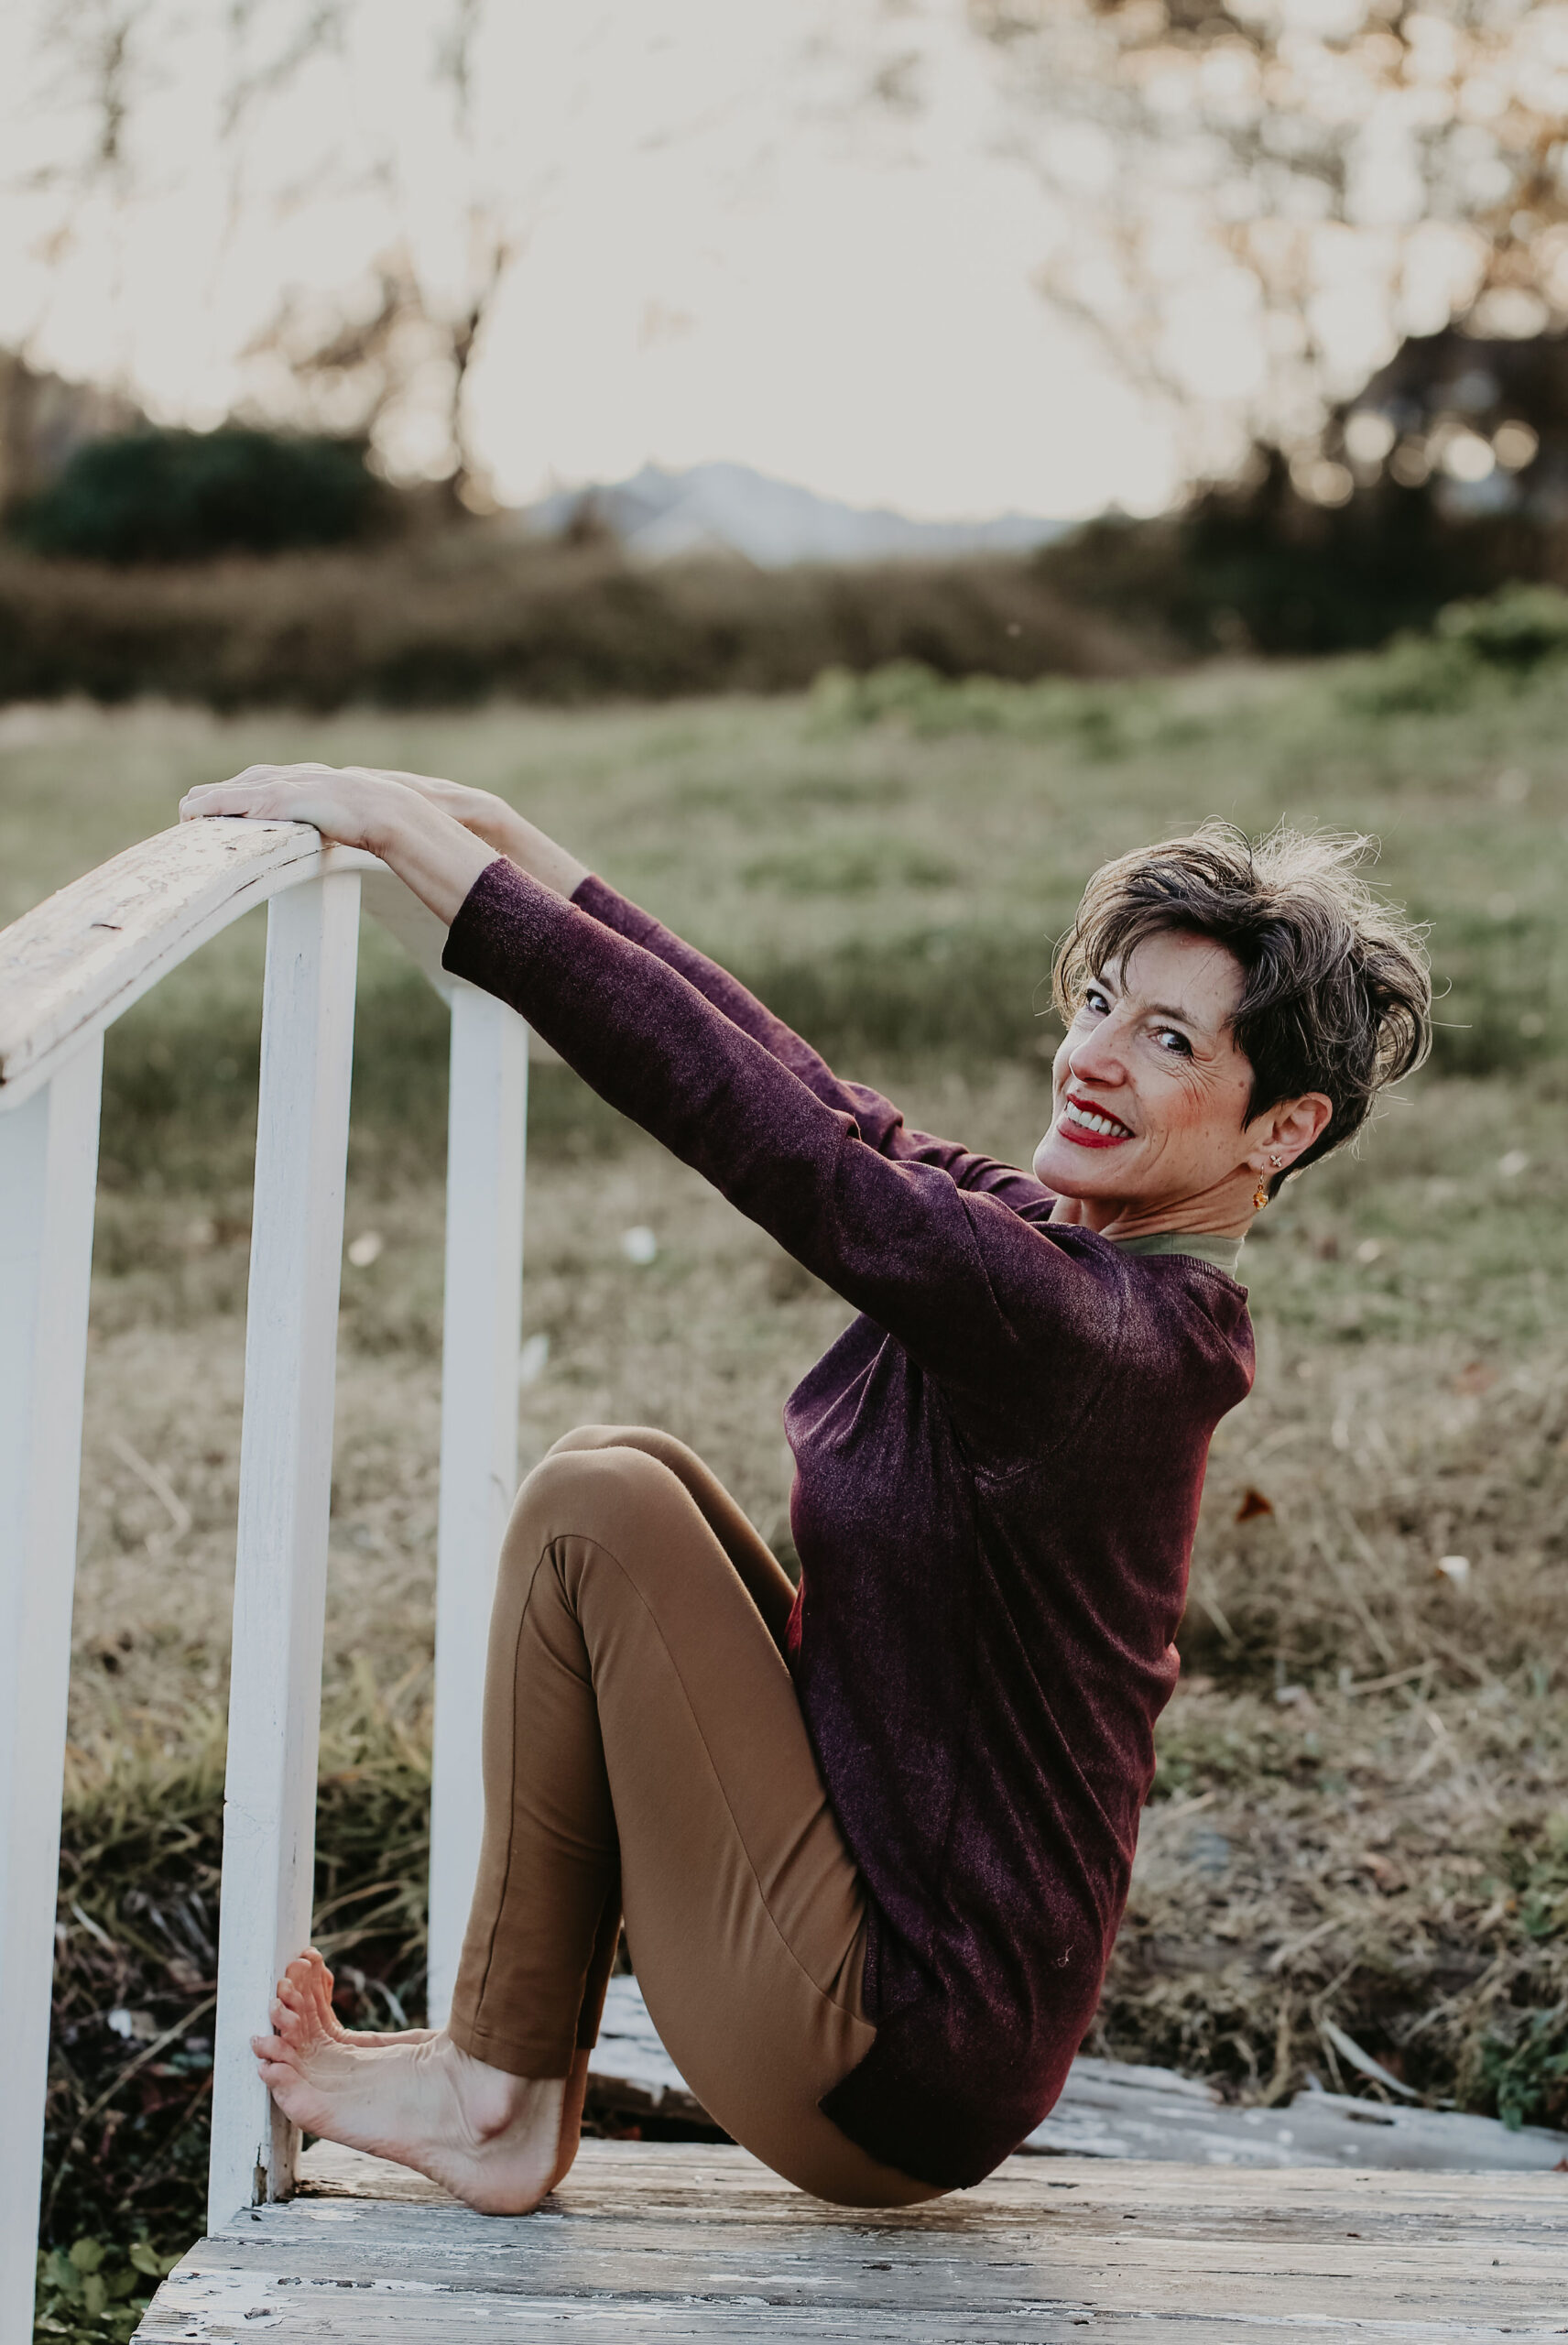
[
  {"x1": 223, "y1": 0, "x2": 519, "y2": 512},
  {"x1": 975, "y1": 1, "x2": 1568, "y2": 483},
  {"x1": 7, "y1": 1, "x2": 897, "y2": 517},
  {"x1": 12, "y1": 425, "x2": 382, "y2": 560},
  {"x1": 0, "y1": 349, "x2": 145, "y2": 514}
]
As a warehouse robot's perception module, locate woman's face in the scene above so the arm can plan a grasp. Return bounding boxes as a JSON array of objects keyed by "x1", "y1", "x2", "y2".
[{"x1": 1031, "y1": 928, "x2": 1300, "y2": 1227}]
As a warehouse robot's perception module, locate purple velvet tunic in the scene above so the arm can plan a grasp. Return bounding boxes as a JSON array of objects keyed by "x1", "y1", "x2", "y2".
[{"x1": 443, "y1": 857, "x2": 1254, "y2": 2189}]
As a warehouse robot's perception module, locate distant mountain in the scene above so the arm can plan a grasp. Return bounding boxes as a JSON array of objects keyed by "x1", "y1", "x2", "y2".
[{"x1": 521, "y1": 460, "x2": 1066, "y2": 569}]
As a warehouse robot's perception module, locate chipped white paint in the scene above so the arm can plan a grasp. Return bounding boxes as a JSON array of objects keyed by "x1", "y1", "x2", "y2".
[
  {"x1": 0, "y1": 1041, "x2": 103, "y2": 2345},
  {"x1": 136, "y1": 2139, "x2": 1568, "y2": 2340},
  {"x1": 0, "y1": 820, "x2": 533, "y2": 2340},
  {"x1": 1025, "y1": 2058, "x2": 1568, "y2": 2172},
  {"x1": 586, "y1": 1972, "x2": 1568, "y2": 2176},
  {"x1": 0, "y1": 821, "x2": 379, "y2": 1110},
  {"x1": 427, "y1": 983, "x2": 528, "y2": 2027},
  {"x1": 208, "y1": 875, "x2": 362, "y2": 2230}
]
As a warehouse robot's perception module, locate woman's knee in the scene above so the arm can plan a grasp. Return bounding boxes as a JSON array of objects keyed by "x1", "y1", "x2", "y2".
[
  {"x1": 547, "y1": 1423, "x2": 662, "y2": 1462},
  {"x1": 506, "y1": 1441, "x2": 689, "y2": 1571}
]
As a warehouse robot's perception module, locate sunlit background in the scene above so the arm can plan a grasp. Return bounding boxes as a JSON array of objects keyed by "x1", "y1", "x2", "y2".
[{"x1": 8, "y1": 0, "x2": 1567, "y2": 529}]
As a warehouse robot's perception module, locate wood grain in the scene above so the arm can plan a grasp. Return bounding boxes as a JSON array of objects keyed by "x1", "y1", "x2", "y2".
[
  {"x1": 587, "y1": 1977, "x2": 1568, "y2": 2174},
  {"x1": 207, "y1": 877, "x2": 361, "y2": 2229},
  {"x1": 134, "y1": 2140, "x2": 1568, "y2": 2340},
  {"x1": 427, "y1": 981, "x2": 528, "y2": 2025},
  {"x1": 0, "y1": 1044, "x2": 103, "y2": 2345},
  {"x1": 0, "y1": 820, "x2": 382, "y2": 1108}
]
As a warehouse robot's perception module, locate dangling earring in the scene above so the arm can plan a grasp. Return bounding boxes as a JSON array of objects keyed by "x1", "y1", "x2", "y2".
[{"x1": 1253, "y1": 1152, "x2": 1284, "y2": 1212}]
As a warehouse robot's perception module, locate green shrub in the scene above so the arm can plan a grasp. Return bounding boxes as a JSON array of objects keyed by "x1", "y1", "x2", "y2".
[
  {"x1": 1335, "y1": 635, "x2": 1486, "y2": 717},
  {"x1": 1478, "y1": 2006, "x2": 1568, "y2": 2132},
  {"x1": 0, "y1": 536, "x2": 1141, "y2": 709},
  {"x1": 34, "y1": 2237, "x2": 177, "y2": 2343},
  {"x1": 11, "y1": 429, "x2": 380, "y2": 563},
  {"x1": 1436, "y1": 582, "x2": 1568, "y2": 669},
  {"x1": 1335, "y1": 584, "x2": 1568, "y2": 717}
]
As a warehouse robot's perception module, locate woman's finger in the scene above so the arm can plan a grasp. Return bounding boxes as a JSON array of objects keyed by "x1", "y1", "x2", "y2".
[
  {"x1": 180, "y1": 768, "x2": 284, "y2": 811},
  {"x1": 178, "y1": 785, "x2": 299, "y2": 823},
  {"x1": 178, "y1": 763, "x2": 403, "y2": 855}
]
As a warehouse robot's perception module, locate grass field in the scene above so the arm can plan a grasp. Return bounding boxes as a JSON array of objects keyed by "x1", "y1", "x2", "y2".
[{"x1": 5, "y1": 649, "x2": 1568, "y2": 2329}]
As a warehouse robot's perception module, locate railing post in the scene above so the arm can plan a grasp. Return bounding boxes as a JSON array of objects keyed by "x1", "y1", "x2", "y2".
[
  {"x1": 0, "y1": 1040, "x2": 103, "y2": 2345},
  {"x1": 208, "y1": 874, "x2": 359, "y2": 2229},
  {"x1": 426, "y1": 984, "x2": 528, "y2": 2026}
]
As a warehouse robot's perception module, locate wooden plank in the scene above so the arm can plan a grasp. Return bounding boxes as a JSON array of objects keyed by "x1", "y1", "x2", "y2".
[
  {"x1": 427, "y1": 982, "x2": 528, "y2": 2025},
  {"x1": 585, "y1": 1976, "x2": 1568, "y2": 2175},
  {"x1": 589, "y1": 1975, "x2": 709, "y2": 2121},
  {"x1": 135, "y1": 2141, "x2": 1568, "y2": 2340},
  {"x1": 1024, "y1": 2056, "x2": 1568, "y2": 2174},
  {"x1": 0, "y1": 819, "x2": 380, "y2": 1108},
  {"x1": 0, "y1": 1043, "x2": 103, "y2": 2345},
  {"x1": 207, "y1": 877, "x2": 361, "y2": 2230}
]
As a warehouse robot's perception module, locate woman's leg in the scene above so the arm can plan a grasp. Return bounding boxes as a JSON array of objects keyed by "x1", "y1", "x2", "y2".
[
  {"x1": 450, "y1": 1428, "x2": 937, "y2": 2205},
  {"x1": 545, "y1": 1423, "x2": 798, "y2": 1652},
  {"x1": 258, "y1": 1430, "x2": 937, "y2": 2209}
]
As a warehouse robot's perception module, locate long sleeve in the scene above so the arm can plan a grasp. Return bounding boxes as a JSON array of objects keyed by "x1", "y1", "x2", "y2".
[
  {"x1": 572, "y1": 874, "x2": 1051, "y2": 1216},
  {"x1": 443, "y1": 859, "x2": 1118, "y2": 1422}
]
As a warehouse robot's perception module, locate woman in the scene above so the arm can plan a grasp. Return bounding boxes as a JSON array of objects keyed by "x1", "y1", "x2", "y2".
[{"x1": 180, "y1": 767, "x2": 1431, "y2": 2209}]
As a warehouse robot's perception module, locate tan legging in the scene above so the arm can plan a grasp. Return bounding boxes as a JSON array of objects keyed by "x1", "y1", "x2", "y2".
[{"x1": 445, "y1": 1425, "x2": 940, "y2": 2207}]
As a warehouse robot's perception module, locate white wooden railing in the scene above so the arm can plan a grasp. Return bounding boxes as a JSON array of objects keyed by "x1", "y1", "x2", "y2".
[{"x1": 0, "y1": 821, "x2": 529, "y2": 2345}]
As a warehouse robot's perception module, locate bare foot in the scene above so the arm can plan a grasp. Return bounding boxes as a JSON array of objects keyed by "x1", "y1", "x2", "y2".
[
  {"x1": 276, "y1": 1949, "x2": 435, "y2": 2051},
  {"x1": 253, "y1": 1957, "x2": 567, "y2": 2215}
]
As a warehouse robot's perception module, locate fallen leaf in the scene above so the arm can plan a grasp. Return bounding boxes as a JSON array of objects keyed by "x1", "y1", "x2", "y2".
[{"x1": 1235, "y1": 1487, "x2": 1274, "y2": 1522}]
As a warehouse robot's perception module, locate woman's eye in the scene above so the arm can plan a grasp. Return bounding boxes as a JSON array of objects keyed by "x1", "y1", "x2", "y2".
[
  {"x1": 1083, "y1": 987, "x2": 1109, "y2": 1016},
  {"x1": 1155, "y1": 1028, "x2": 1192, "y2": 1056}
]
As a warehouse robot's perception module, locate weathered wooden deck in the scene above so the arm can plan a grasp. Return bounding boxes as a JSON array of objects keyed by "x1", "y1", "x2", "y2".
[{"x1": 136, "y1": 2138, "x2": 1567, "y2": 2341}]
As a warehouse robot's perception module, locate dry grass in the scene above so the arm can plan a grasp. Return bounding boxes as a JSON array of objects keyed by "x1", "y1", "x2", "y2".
[{"x1": 0, "y1": 530, "x2": 1145, "y2": 713}]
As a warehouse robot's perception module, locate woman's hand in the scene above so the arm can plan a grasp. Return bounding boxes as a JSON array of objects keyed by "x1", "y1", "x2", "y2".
[
  {"x1": 179, "y1": 763, "x2": 499, "y2": 925},
  {"x1": 180, "y1": 761, "x2": 590, "y2": 907},
  {"x1": 329, "y1": 767, "x2": 519, "y2": 853},
  {"x1": 180, "y1": 764, "x2": 414, "y2": 857}
]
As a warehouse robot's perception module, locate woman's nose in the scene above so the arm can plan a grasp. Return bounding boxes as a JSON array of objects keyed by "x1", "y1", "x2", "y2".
[{"x1": 1066, "y1": 1024, "x2": 1127, "y2": 1085}]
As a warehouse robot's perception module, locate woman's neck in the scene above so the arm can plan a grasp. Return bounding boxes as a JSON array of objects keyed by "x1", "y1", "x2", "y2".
[{"x1": 1049, "y1": 1175, "x2": 1256, "y2": 1243}]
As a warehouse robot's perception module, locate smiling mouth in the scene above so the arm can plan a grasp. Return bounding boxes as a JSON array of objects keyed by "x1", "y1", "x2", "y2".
[{"x1": 1059, "y1": 1095, "x2": 1135, "y2": 1148}]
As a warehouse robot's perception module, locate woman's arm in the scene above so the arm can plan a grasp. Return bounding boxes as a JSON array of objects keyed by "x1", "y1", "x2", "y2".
[
  {"x1": 575, "y1": 879, "x2": 1052, "y2": 1211},
  {"x1": 180, "y1": 765, "x2": 1053, "y2": 1276},
  {"x1": 441, "y1": 855, "x2": 1116, "y2": 1414},
  {"x1": 338, "y1": 766, "x2": 591, "y2": 900}
]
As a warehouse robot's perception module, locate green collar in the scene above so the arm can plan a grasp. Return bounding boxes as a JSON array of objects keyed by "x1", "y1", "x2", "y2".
[{"x1": 1112, "y1": 1229, "x2": 1246, "y2": 1279}]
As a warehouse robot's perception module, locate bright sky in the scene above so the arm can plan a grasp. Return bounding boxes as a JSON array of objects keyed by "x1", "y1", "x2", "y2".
[{"x1": 0, "y1": 2, "x2": 1186, "y2": 519}]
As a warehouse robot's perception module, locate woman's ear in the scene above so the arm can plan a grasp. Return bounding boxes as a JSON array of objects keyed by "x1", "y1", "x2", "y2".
[{"x1": 1249, "y1": 1091, "x2": 1333, "y2": 1174}]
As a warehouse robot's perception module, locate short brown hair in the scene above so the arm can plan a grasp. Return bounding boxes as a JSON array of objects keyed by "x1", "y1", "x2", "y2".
[{"x1": 1052, "y1": 823, "x2": 1432, "y2": 1192}]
